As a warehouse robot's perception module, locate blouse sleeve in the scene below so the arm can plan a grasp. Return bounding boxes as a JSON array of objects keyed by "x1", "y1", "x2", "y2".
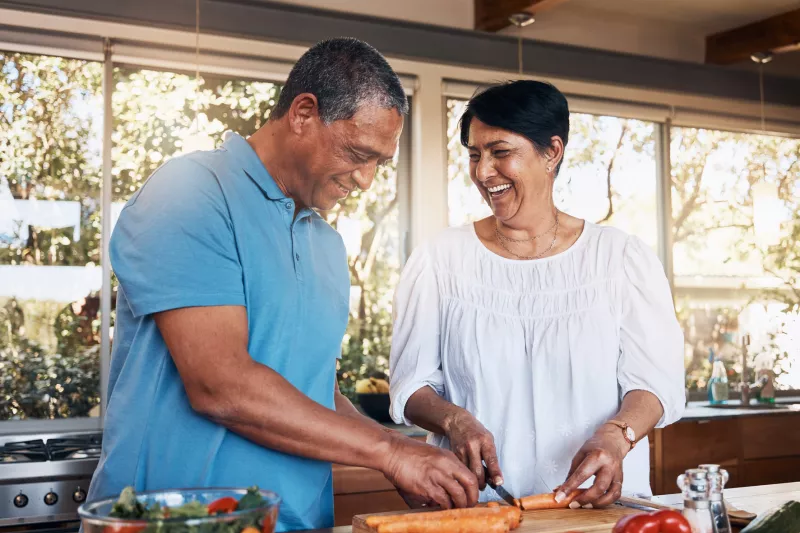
[
  {"x1": 389, "y1": 245, "x2": 444, "y2": 425},
  {"x1": 618, "y1": 235, "x2": 686, "y2": 427}
]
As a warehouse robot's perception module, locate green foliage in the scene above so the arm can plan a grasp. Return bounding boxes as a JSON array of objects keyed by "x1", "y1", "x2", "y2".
[
  {"x1": 1, "y1": 52, "x2": 398, "y2": 417},
  {"x1": 321, "y1": 161, "x2": 399, "y2": 400}
]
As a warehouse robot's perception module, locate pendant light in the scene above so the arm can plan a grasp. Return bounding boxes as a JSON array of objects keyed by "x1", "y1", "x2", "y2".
[
  {"x1": 749, "y1": 52, "x2": 781, "y2": 247},
  {"x1": 509, "y1": 12, "x2": 534, "y2": 74},
  {"x1": 182, "y1": 0, "x2": 214, "y2": 153}
]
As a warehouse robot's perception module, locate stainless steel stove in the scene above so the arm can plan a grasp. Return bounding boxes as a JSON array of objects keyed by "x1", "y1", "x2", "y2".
[{"x1": 0, "y1": 431, "x2": 101, "y2": 527}]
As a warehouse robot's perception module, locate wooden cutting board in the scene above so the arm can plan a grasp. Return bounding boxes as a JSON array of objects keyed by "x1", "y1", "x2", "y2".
[{"x1": 353, "y1": 505, "x2": 640, "y2": 533}]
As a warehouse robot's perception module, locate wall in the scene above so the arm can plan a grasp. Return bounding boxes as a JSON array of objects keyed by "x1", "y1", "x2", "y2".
[{"x1": 268, "y1": 0, "x2": 474, "y2": 29}]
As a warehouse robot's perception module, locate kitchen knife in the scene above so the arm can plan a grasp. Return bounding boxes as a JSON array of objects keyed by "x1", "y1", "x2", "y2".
[{"x1": 483, "y1": 465, "x2": 519, "y2": 507}]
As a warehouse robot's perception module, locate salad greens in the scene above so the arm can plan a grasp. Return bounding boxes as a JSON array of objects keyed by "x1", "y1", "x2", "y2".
[{"x1": 105, "y1": 486, "x2": 272, "y2": 533}]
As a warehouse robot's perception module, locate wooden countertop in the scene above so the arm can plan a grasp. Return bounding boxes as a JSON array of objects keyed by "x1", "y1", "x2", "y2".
[
  {"x1": 300, "y1": 482, "x2": 800, "y2": 533},
  {"x1": 653, "y1": 481, "x2": 800, "y2": 515}
]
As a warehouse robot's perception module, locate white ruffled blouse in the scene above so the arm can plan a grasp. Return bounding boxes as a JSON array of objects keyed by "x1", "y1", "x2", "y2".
[{"x1": 389, "y1": 222, "x2": 685, "y2": 500}]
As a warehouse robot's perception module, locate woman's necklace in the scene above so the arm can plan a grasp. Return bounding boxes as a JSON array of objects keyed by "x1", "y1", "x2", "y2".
[
  {"x1": 495, "y1": 211, "x2": 560, "y2": 260},
  {"x1": 496, "y1": 213, "x2": 558, "y2": 242}
]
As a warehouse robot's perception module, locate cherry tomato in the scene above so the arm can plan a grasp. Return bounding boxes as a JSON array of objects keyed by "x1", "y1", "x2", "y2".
[{"x1": 207, "y1": 496, "x2": 239, "y2": 514}]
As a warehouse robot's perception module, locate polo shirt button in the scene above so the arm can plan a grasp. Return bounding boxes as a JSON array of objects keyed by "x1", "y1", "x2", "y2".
[
  {"x1": 295, "y1": 253, "x2": 300, "y2": 261},
  {"x1": 285, "y1": 202, "x2": 292, "y2": 210}
]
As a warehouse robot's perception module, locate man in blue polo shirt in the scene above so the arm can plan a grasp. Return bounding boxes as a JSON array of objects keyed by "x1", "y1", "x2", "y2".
[{"x1": 87, "y1": 38, "x2": 479, "y2": 531}]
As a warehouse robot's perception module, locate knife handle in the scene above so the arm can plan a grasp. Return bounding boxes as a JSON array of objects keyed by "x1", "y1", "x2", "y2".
[{"x1": 483, "y1": 465, "x2": 497, "y2": 488}]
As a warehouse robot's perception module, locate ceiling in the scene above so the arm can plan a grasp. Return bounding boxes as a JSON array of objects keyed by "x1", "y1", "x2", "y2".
[
  {"x1": 269, "y1": 0, "x2": 800, "y2": 77},
  {"x1": 563, "y1": 0, "x2": 800, "y2": 33}
]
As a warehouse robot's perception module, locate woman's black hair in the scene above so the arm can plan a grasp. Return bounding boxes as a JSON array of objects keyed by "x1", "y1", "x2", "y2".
[{"x1": 459, "y1": 80, "x2": 570, "y2": 174}]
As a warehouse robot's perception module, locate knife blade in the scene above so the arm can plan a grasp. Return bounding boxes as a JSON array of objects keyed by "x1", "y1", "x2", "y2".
[{"x1": 483, "y1": 465, "x2": 518, "y2": 507}]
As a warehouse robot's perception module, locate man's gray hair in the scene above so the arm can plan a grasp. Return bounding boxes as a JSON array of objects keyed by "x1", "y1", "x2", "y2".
[{"x1": 271, "y1": 37, "x2": 408, "y2": 124}]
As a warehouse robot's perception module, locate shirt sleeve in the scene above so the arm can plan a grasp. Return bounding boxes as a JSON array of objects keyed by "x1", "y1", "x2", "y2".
[
  {"x1": 110, "y1": 156, "x2": 245, "y2": 318},
  {"x1": 618, "y1": 235, "x2": 686, "y2": 428},
  {"x1": 389, "y1": 245, "x2": 444, "y2": 425}
]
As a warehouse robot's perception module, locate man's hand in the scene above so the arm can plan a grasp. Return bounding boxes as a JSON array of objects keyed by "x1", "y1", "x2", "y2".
[
  {"x1": 554, "y1": 425, "x2": 628, "y2": 508},
  {"x1": 383, "y1": 436, "x2": 480, "y2": 509},
  {"x1": 444, "y1": 410, "x2": 503, "y2": 490}
]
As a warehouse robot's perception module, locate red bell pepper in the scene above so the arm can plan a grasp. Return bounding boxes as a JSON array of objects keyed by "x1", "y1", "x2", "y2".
[
  {"x1": 613, "y1": 509, "x2": 692, "y2": 533},
  {"x1": 207, "y1": 496, "x2": 239, "y2": 515}
]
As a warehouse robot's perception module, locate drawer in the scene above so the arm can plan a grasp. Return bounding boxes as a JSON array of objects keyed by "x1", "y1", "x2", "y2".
[
  {"x1": 662, "y1": 418, "x2": 741, "y2": 472},
  {"x1": 741, "y1": 414, "x2": 800, "y2": 460},
  {"x1": 742, "y1": 457, "x2": 800, "y2": 486}
]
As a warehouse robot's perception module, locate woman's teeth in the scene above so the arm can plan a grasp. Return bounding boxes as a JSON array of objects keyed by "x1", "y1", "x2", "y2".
[{"x1": 488, "y1": 184, "x2": 512, "y2": 195}]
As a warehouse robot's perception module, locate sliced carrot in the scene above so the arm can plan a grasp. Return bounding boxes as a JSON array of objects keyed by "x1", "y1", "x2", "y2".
[
  {"x1": 518, "y1": 490, "x2": 583, "y2": 511},
  {"x1": 487, "y1": 502, "x2": 500, "y2": 508},
  {"x1": 376, "y1": 516, "x2": 509, "y2": 533}
]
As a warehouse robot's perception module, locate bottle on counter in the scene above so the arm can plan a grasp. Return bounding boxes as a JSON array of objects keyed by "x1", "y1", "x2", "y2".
[{"x1": 708, "y1": 349, "x2": 730, "y2": 405}]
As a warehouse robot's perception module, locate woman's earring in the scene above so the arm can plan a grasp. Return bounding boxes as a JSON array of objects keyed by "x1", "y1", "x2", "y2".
[{"x1": 547, "y1": 166, "x2": 552, "y2": 173}]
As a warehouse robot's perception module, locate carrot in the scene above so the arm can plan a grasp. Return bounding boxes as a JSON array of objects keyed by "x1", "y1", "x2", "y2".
[
  {"x1": 518, "y1": 490, "x2": 583, "y2": 511},
  {"x1": 366, "y1": 508, "x2": 500, "y2": 527},
  {"x1": 487, "y1": 502, "x2": 500, "y2": 508},
  {"x1": 376, "y1": 516, "x2": 509, "y2": 533},
  {"x1": 367, "y1": 507, "x2": 521, "y2": 530}
]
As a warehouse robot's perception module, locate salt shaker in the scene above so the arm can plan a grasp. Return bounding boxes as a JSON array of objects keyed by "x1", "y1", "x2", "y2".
[
  {"x1": 677, "y1": 468, "x2": 714, "y2": 533},
  {"x1": 699, "y1": 464, "x2": 732, "y2": 533}
]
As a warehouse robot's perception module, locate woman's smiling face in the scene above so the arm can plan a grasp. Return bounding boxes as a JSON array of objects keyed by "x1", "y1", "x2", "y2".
[{"x1": 467, "y1": 117, "x2": 557, "y2": 223}]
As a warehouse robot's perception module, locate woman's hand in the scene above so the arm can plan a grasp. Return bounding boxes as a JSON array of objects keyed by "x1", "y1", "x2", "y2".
[
  {"x1": 554, "y1": 424, "x2": 629, "y2": 508},
  {"x1": 444, "y1": 410, "x2": 503, "y2": 490}
]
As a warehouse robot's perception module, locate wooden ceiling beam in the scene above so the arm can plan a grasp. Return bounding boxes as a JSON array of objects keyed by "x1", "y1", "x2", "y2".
[
  {"x1": 475, "y1": 0, "x2": 568, "y2": 32},
  {"x1": 706, "y1": 7, "x2": 800, "y2": 65}
]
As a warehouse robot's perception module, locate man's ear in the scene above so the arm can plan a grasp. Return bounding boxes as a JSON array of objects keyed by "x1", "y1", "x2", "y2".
[{"x1": 287, "y1": 93, "x2": 320, "y2": 135}]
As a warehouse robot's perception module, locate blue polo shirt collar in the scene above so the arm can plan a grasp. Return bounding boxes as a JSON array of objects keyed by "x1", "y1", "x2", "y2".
[{"x1": 222, "y1": 131, "x2": 286, "y2": 201}]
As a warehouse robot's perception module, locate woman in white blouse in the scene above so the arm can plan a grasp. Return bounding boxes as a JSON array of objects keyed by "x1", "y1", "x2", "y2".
[{"x1": 389, "y1": 80, "x2": 685, "y2": 509}]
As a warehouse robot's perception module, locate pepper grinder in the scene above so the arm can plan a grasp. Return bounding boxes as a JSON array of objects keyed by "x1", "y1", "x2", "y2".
[
  {"x1": 677, "y1": 468, "x2": 714, "y2": 533},
  {"x1": 699, "y1": 464, "x2": 732, "y2": 533}
]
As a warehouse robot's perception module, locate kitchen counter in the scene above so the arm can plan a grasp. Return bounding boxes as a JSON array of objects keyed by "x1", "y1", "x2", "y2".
[
  {"x1": 653, "y1": 481, "x2": 800, "y2": 517},
  {"x1": 299, "y1": 482, "x2": 800, "y2": 533},
  {"x1": 680, "y1": 397, "x2": 800, "y2": 421},
  {"x1": 379, "y1": 397, "x2": 800, "y2": 438}
]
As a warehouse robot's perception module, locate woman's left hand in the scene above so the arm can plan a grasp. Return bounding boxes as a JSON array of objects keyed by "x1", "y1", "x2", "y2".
[{"x1": 554, "y1": 425, "x2": 629, "y2": 508}]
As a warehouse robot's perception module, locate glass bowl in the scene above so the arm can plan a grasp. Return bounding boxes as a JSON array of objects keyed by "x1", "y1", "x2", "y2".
[{"x1": 79, "y1": 488, "x2": 280, "y2": 533}]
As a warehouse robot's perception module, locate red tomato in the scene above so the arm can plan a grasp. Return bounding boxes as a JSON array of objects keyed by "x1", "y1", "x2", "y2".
[
  {"x1": 261, "y1": 511, "x2": 276, "y2": 533},
  {"x1": 653, "y1": 510, "x2": 692, "y2": 533},
  {"x1": 612, "y1": 513, "x2": 661, "y2": 533},
  {"x1": 207, "y1": 496, "x2": 239, "y2": 515},
  {"x1": 613, "y1": 509, "x2": 693, "y2": 533}
]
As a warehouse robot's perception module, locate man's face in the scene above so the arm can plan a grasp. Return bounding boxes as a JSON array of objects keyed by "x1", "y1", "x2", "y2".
[{"x1": 293, "y1": 101, "x2": 403, "y2": 211}]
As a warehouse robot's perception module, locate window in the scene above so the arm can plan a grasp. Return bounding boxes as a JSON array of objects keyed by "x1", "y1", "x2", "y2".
[
  {"x1": 321, "y1": 151, "x2": 402, "y2": 399},
  {"x1": 671, "y1": 127, "x2": 800, "y2": 391},
  {"x1": 0, "y1": 51, "x2": 103, "y2": 420},
  {"x1": 446, "y1": 99, "x2": 659, "y2": 249},
  {"x1": 110, "y1": 67, "x2": 401, "y2": 400}
]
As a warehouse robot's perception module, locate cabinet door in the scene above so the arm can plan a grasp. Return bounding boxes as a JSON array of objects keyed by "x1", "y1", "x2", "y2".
[
  {"x1": 657, "y1": 418, "x2": 741, "y2": 494},
  {"x1": 741, "y1": 414, "x2": 800, "y2": 460},
  {"x1": 742, "y1": 457, "x2": 800, "y2": 487}
]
